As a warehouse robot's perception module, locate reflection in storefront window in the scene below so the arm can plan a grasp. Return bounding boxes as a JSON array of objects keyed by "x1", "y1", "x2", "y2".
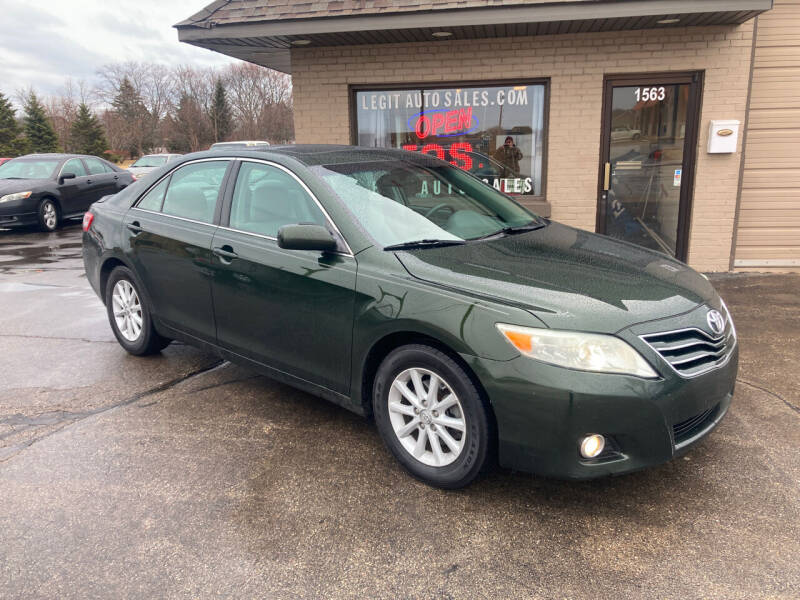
[{"x1": 355, "y1": 84, "x2": 546, "y2": 197}]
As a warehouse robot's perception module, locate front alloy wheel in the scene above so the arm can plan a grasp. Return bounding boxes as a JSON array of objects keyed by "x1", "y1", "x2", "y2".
[
  {"x1": 38, "y1": 199, "x2": 58, "y2": 232},
  {"x1": 373, "y1": 344, "x2": 493, "y2": 489},
  {"x1": 388, "y1": 368, "x2": 466, "y2": 467}
]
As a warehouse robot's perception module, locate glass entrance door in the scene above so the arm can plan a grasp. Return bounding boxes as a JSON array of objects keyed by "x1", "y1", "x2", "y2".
[{"x1": 598, "y1": 74, "x2": 701, "y2": 260}]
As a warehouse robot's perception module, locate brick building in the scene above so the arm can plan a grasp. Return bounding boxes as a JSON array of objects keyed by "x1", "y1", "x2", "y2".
[{"x1": 177, "y1": 0, "x2": 800, "y2": 272}]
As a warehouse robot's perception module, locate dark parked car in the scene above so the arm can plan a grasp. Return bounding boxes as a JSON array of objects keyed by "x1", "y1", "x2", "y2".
[
  {"x1": 0, "y1": 153, "x2": 133, "y2": 231},
  {"x1": 82, "y1": 145, "x2": 737, "y2": 489}
]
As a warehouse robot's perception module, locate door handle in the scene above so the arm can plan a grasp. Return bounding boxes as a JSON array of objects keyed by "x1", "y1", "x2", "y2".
[
  {"x1": 213, "y1": 246, "x2": 239, "y2": 262},
  {"x1": 126, "y1": 221, "x2": 143, "y2": 234},
  {"x1": 602, "y1": 162, "x2": 611, "y2": 191},
  {"x1": 113, "y1": 175, "x2": 119, "y2": 180},
  {"x1": 87, "y1": 179, "x2": 93, "y2": 184}
]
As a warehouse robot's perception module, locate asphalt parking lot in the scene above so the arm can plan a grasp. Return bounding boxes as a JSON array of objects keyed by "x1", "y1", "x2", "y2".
[{"x1": 1, "y1": 223, "x2": 798, "y2": 599}]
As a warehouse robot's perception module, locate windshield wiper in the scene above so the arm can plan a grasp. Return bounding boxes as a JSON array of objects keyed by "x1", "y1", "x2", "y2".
[
  {"x1": 383, "y1": 239, "x2": 466, "y2": 251},
  {"x1": 469, "y1": 221, "x2": 547, "y2": 242}
]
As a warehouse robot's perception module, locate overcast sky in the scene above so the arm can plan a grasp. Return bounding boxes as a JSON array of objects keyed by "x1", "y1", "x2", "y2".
[{"x1": 0, "y1": 1, "x2": 240, "y2": 104}]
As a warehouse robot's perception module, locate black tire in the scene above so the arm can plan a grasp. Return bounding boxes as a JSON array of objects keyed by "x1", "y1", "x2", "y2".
[
  {"x1": 373, "y1": 344, "x2": 493, "y2": 489},
  {"x1": 105, "y1": 266, "x2": 171, "y2": 356},
  {"x1": 37, "y1": 198, "x2": 59, "y2": 232}
]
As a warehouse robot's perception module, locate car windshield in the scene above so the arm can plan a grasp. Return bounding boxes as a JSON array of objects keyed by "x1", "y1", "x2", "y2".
[
  {"x1": 0, "y1": 159, "x2": 61, "y2": 180},
  {"x1": 131, "y1": 156, "x2": 167, "y2": 167},
  {"x1": 313, "y1": 158, "x2": 541, "y2": 248}
]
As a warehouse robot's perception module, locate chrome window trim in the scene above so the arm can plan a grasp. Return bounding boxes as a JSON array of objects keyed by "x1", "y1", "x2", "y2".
[
  {"x1": 130, "y1": 206, "x2": 217, "y2": 228},
  {"x1": 230, "y1": 157, "x2": 354, "y2": 256},
  {"x1": 216, "y1": 225, "x2": 354, "y2": 259}
]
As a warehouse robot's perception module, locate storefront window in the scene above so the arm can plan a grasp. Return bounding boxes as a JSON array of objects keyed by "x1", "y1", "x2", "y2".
[{"x1": 354, "y1": 82, "x2": 547, "y2": 197}]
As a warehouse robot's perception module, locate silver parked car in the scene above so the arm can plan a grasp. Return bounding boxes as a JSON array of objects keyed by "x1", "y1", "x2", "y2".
[{"x1": 127, "y1": 154, "x2": 183, "y2": 180}]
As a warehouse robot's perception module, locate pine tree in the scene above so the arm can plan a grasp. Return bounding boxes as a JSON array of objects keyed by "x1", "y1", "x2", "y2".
[
  {"x1": 0, "y1": 92, "x2": 29, "y2": 156},
  {"x1": 209, "y1": 78, "x2": 232, "y2": 143},
  {"x1": 23, "y1": 92, "x2": 59, "y2": 153},
  {"x1": 70, "y1": 103, "x2": 109, "y2": 157},
  {"x1": 112, "y1": 77, "x2": 153, "y2": 157}
]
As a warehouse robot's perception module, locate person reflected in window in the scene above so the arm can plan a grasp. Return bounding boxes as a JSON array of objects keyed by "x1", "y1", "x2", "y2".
[{"x1": 493, "y1": 136, "x2": 523, "y2": 178}]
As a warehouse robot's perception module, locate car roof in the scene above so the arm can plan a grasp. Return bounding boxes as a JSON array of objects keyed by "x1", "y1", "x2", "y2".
[
  {"x1": 19, "y1": 153, "x2": 103, "y2": 160},
  {"x1": 238, "y1": 144, "x2": 416, "y2": 166},
  {"x1": 172, "y1": 144, "x2": 441, "y2": 171}
]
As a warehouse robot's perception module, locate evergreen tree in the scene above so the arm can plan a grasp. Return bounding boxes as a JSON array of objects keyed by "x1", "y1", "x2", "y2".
[
  {"x1": 208, "y1": 78, "x2": 232, "y2": 143},
  {"x1": 167, "y1": 94, "x2": 212, "y2": 153},
  {"x1": 111, "y1": 77, "x2": 153, "y2": 157},
  {"x1": 23, "y1": 92, "x2": 58, "y2": 153},
  {"x1": 70, "y1": 103, "x2": 109, "y2": 157},
  {"x1": 0, "y1": 92, "x2": 29, "y2": 156}
]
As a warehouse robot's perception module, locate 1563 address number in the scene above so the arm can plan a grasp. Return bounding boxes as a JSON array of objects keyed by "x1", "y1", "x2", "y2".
[{"x1": 634, "y1": 86, "x2": 666, "y2": 102}]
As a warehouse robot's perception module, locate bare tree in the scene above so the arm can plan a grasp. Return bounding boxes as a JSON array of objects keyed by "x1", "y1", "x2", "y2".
[{"x1": 224, "y1": 63, "x2": 293, "y2": 142}]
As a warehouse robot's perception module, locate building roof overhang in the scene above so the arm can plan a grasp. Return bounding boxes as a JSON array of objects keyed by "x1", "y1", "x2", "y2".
[{"x1": 176, "y1": 0, "x2": 773, "y2": 74}]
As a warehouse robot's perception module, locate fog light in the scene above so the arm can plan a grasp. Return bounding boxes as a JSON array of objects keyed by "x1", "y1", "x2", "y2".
[{"x1": 580, "y1": 434, "x2": 605, "y2": 458}]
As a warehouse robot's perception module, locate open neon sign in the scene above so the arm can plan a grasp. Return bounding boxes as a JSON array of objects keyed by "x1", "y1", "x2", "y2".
[{"x1": 407, "y1": 107, "x2": 480, "y2": 139}]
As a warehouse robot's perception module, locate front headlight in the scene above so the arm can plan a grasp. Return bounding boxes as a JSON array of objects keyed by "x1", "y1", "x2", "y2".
[
  {"x1": 720, "y1": 299, "x2": 736, "y2": 341},
  {"x1": 496, "y1": 323, "x2": 658, "y2": 378},
  {"x1": 0, "y1": 191, "x2": 33, "y2": 203}
]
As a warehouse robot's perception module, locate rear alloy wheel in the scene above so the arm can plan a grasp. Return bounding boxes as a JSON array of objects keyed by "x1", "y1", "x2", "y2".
[
  {"x1": 373, "y1": 344, "x2": 492, "y2": 489},
  {"x1": 105, "y1": 266, "x2": 171, "y2": 355},
  {"x1": 38, "y1": 199, "x2": 58, "y2": 232}
]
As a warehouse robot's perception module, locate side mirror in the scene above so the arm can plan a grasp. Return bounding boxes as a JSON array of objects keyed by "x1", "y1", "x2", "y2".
[
  {"x1": 277, "y1": 224, "x2": 338, "y2": 252},
  {"x1": 59, "y1": 172, "x2": 76, "y2": 184}
]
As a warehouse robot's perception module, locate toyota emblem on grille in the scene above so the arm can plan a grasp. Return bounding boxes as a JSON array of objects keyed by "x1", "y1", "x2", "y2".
[{"x1": 706, "y1": 310, "x2": 725, "y2": 336}]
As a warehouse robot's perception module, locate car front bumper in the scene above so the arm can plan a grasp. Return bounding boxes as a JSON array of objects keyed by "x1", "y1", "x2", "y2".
[
  {"x1": 462, "y1": 339, "x2": 738, "y2": 480},
  {"x1": 0, "y1": 209, "x2": 38, "y2": 228}
]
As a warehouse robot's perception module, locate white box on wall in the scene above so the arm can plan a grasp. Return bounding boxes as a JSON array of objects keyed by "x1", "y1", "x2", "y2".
[{"x1": 707, "y1": 120, "x2": 740, "y2": 154}]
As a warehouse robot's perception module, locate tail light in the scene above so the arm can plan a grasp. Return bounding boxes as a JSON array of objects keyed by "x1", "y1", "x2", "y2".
[{"x1": 82, "y1": 211, "x2": 94, "y2": 232}]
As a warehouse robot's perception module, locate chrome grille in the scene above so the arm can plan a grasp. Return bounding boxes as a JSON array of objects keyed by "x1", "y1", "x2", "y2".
[{"x1": 641, "y1": 322, "x2": 735, "y2": 378}]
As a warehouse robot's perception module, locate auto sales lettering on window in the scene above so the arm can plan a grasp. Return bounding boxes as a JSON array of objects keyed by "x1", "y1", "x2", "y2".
[{"x1": 355, "y1": 84, "x2": 546, "y2": 196}]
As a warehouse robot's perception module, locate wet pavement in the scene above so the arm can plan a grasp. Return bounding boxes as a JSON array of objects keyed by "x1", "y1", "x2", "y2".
[{"x1": 0, "y1": 224, "x2": 798, "y2": 599}]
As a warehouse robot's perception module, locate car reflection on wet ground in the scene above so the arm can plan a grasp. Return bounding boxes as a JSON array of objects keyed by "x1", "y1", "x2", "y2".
[
  {"x1": 0, "y1": 224, "x2": 83, "y2": 272},
  {"x1": 1, "y1": 225, "x2": 799, "y2": 599}
]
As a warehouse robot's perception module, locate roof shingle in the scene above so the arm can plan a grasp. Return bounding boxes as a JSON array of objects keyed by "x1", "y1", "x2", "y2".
[{"x1": 177, "y1": 0, "x2": 576, "y2": 27}]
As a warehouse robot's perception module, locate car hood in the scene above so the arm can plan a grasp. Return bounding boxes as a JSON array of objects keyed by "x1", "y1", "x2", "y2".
[
  {"x1": 394, "y1": 222, "x2": 719, "y2": 333},
  {"x1": 0, "y1": 178, "x2": 50, "y2": 194},
  {"x1": 127, "y1": 166, "x2": 157, "y2": 176}
]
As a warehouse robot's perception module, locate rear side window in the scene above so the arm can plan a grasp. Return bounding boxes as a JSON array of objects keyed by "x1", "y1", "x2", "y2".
[
  {"x1": 137, "y1": 177, "x2": 169, "y2": 212},
  {"x1": 84, "y1": 157, "x2": 109, "y2": 175},
  {"x1": 161, "y1": 161, "x2": 228, "y2": 224},
  {"x1": 62, "y1": 158, "x2": 87, "y2": 178},
  {"x1": 229, "y1": 162, "x2": 326, "y2": 237}
]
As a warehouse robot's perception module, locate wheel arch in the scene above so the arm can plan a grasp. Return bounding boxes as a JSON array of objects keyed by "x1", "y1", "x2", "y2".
[
  {"x1": 358, "y1": 331, "x2": 494, "y2": 426},
  {"x1": 98, "y1": 255, "x2": 138, "y2": 305}
]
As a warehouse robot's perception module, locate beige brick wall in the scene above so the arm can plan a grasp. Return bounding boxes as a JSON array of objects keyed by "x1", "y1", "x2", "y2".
[{"x1": 291, "y1": 24, "x2": 754, "y2": 271}]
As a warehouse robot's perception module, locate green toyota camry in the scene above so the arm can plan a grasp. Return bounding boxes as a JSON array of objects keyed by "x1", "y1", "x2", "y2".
[{"x1": 82, "y1": 145, "x2": 737, "y2": 488}]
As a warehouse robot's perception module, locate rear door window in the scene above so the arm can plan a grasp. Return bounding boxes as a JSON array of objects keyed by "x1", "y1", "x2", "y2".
[
  {"x1": 161, "y1": 161, "x2": 229, "y2": 224},
  {"x1": 136, "y1": 177, "x2": 170, "y2": 212},
  {"x1": 84, "y1": 157, "x2": 110, "y2": 175}
]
